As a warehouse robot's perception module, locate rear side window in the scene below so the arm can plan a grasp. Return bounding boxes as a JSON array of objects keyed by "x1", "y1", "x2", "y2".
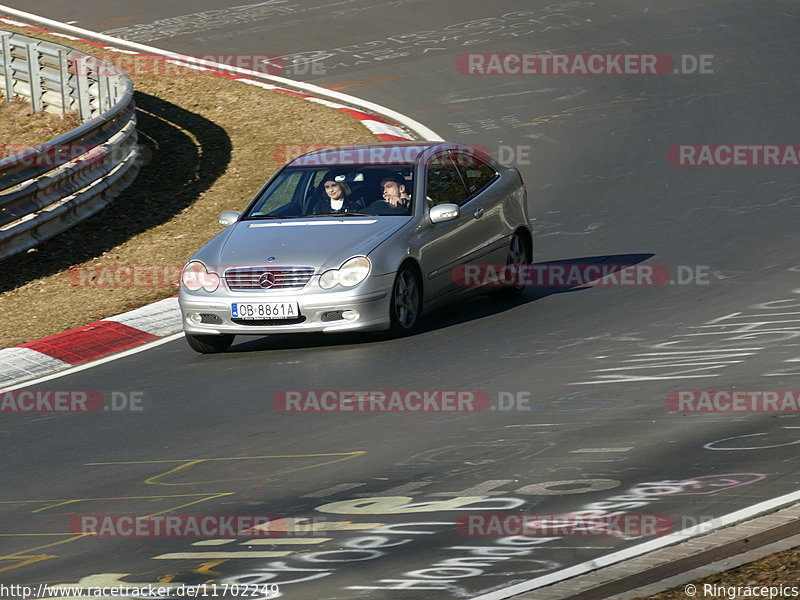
[
  {"x1": 455, "y1": 153, "x2": 498, "y2": 196},
  {"x1": 426, "y1": 154, "x2": 468, "y2": 206}
]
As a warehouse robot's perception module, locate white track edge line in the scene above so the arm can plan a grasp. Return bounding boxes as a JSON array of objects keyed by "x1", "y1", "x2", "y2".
[
  {"x1": 471, "y1": 488, "x2": 800, "y2": 600},
  {"x1": 0, "y1": 5, "x2": 444, "y2": 141}
]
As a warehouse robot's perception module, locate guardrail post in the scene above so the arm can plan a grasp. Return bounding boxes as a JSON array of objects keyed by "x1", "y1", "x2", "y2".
[
  {"x1": 23, "y1": 41, "x2": 43, "y2": 113},
  {"x1": 0, "y1": 32, "x2": 12, "y2": 101},
  {"x1": 109, "y1": 78, "x2": 120, "y2": 106},
  {"x1": 98, "y1": 71, "x2": 111, "y2": 112},
  {"x1": 57, "y1": 48, "x2": 70, "y2": 114},
  {"x1": 74, "y1": 56, "x2": 91, "y2": 121}
]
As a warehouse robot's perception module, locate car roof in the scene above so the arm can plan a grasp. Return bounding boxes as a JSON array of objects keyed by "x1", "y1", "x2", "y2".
[{"x1": 288, "y1": 142, "x2": 443, "y2": 167}]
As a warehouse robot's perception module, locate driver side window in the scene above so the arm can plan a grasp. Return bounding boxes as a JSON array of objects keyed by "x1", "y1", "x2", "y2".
[{"x1": 426, "y1": 154, "x2": 468, "y2": 207}]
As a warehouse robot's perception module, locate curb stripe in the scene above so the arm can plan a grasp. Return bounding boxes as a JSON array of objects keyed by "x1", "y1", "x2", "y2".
[
  {"x1": 0, "y1": 348, "x2": 71, "y2": 389},
  {"x1": 18, "y1": 322, "x2": 158, "y2": 365},
  {"x1": 336, "y1": 108, "x2": 392, "y2": 124}
]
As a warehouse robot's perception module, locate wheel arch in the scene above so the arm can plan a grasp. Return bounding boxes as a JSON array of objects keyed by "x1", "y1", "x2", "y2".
[
  {"x1": 514, "y1": 226, "x2": 534, "y2": 262},
  {"x1": 397, "y1": 256, "x2": 425, "y2": 297}
]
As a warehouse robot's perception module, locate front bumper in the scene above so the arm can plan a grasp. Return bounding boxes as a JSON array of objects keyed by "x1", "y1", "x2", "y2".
[{"x1": 179, "y1": 274, "x2": 394, "y2": 335}]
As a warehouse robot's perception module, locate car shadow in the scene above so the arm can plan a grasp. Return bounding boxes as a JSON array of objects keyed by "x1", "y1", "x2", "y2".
[
  {"x1": 224, "y1": 253, "x2": 655, "y2": 353},
  {"x1": 0, "y1": 91, "x2": 232, "y2": 293},
  {"x1": 408, "y1": 252, "x2": 657, "y2": 334}
]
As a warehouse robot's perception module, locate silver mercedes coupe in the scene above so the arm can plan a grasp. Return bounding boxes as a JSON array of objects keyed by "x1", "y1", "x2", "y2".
[{"x1": 179, "y1": 142, "x2": 532, "y2": 353}]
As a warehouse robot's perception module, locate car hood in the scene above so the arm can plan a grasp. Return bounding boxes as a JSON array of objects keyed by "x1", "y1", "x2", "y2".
[{"x1": 194, "y1": 217, "x2": 410, "y2": 271}]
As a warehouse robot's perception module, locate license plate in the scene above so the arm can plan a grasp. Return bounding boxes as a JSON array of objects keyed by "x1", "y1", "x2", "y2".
[{"x1": 231, "y1": 302, "x2": 299, "y2": 320}]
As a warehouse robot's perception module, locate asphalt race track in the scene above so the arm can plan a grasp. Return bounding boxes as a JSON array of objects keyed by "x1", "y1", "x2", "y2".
[{"x1": 2, "y1": 1, "x2": 800, "y2": 598}]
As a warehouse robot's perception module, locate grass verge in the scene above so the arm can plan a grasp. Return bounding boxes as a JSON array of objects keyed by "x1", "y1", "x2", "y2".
[
  {"x1": 638, "y1": 542, "x2": 799, "y2": 599},
  {"x1": 0, "y1": 96, "x2": 80, "y2": 157},
  {"x1": 0, "y1": 21, "x2": 377, "y2": 348}
]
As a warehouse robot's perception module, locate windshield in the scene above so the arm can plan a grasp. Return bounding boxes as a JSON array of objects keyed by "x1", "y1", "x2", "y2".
[{"x1": 245, "y1": 165, "x2": 415, "y2": 219}]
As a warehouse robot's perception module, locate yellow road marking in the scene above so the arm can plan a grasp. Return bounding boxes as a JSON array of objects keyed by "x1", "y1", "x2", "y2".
[
  {"x1": 8, "y1": 534, "x2": 93, "y2": 557},
  {"x1": 136, "y1": 493, "x2": 233, "y2": 518},
  {"x1": 255, "y1": 518, "x2": 383, "y2": 532},
  {"x1": 192, "y1": 560, "x2": 227, "y2": 576},
  {"x1": 0, "y1": 534, "x2": 74, "y2": 536},
  {"x1": 6, "y1": 493, "x2": 232, "y2": 557},
  {"x1": 86, "y1": 452, "x2": 366, "y2": 486},
  {"x1": 191, "y1": 539, "x2": 237, "y2": 546},
  {"x1": 87, "y1": 452, "x2": 365, "y2": 465},
  {"x1": 154, "y1": 551, "x2": 293, "y2": 559},
  {"x1": 0, "y1": 555, "x2": 56, "y2": 573},
  {"x1": 4, "y1": 452, "x2": 367, "y2": 561},
  {"x1": 32, "y1": 500, "x2": 79, "y2": 513},
  {"x1": 0, "y1": 493, "x2": 231, "y2": 514},
  {"x1": 240, "y1": 538, "x2": 330, "y2": 545}
]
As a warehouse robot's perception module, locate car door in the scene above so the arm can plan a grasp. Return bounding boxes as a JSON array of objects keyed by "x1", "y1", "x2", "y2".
[
  {"x1": 418, "y1": 151, "x2": 497, "y2": 301},
  {"x1": 454, "y1": 150, "x2": 508, "y2": 264}
]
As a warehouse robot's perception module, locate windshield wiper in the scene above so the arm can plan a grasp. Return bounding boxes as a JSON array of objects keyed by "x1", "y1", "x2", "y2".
[
  {"x1": 309, "y1": 212, "x2": 372, "y2": 217},
  {"x1": 245, "y1": 214, "x2": 308, "y2": 220}
]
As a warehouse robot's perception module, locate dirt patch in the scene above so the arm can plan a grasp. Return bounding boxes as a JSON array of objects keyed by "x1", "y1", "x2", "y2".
[{"x1": 0, "y1": 23, "x2": 377, "y2": 348}]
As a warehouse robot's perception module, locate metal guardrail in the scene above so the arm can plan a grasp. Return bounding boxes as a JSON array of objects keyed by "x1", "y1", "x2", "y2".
[{"x1": 0, "y1": 30, "x2": 139, "y2": 261}]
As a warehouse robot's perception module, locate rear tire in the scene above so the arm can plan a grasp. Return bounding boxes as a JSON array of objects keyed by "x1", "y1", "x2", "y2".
[
  {"x1": 489, "y1": 232, "x2": 530, "y2": 300},
  {"x1": 185, "y1": 332, "x2": 235, "y2": 354},
  {"x1": 388, "y1": 264, "x2": 423, "y2": 336}
]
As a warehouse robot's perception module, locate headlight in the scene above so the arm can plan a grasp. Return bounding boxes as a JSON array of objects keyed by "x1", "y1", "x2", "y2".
[
  {"x1": 319, "y1": 256, "x2": 371, "y2": 289},
  {"x1": 181, "y1": 261, "x2": 220, "y2": 292},
  {"x1": 319, "y1": 269, "x2": 339, "y2": 289},
  {"x1": 338, "y1": 256, "x2": 371, "y2": 286}
]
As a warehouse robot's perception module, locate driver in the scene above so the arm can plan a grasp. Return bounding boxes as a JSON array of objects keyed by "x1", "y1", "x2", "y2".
[{"x1": 365, "y1": 174, "x2": 412, "y2": 215}]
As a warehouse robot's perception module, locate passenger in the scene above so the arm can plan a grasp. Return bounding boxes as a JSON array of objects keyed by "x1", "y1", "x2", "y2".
[
  {"x1": 364, "y1": 174, "x2": 412, "y2": 215},
  {"x1": 311, "y1": 174, "x2": 363, "y2": 214}
]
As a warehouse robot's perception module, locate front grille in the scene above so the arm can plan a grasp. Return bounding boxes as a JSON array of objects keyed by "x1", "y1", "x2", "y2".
[
  {"x1": 231, "y1": 316, "x2": 307, "y2": 326},
  {"x1": 225, "y1": 266, "x2": 315, "y2": 291},
  {"x1": 200, "y1": 313, "x2": 223, "y2": 324}
]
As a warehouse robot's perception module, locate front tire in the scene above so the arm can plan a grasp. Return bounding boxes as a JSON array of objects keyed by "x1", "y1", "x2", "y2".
[
  {"x1": 185, "y1": 332, "x2": 235, "y2": 354},
  {"x1": 389, "y1": 264, "x2": 422, "y2": 336},
  {"x1": 489, "y1": 232, "x2": 530, "y2": 300}
]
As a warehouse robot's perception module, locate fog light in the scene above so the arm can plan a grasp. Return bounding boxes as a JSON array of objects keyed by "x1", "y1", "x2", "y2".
[
  {"x1": 342, "y1": 310, "x2": 359, "y2": 321},
  {"x1": 188, "y1": 313, "x2": 202, "y2": 324}
]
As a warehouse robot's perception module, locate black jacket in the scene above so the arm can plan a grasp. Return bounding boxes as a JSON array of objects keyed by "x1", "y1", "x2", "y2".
[{"x1": 311, "y1": 196, "x2": 364, "y2": 214}]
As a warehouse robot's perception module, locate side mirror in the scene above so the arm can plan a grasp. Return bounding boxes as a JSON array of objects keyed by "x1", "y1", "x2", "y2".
[
  {"x1": 429, "y1": 203, "x2": 459, "y2": 224},
  {"x1": 219, "y1": 211, "x2": 241, "y2": 227}
]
